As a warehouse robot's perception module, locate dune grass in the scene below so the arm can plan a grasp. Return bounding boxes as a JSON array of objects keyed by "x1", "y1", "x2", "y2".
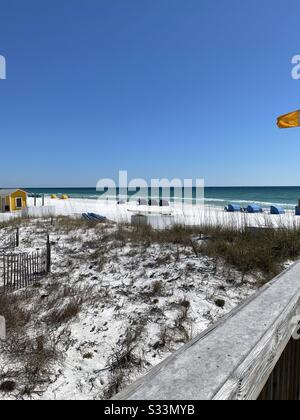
[{"x1": 113, "y1": 223, "x2": 300, "y2": 281}]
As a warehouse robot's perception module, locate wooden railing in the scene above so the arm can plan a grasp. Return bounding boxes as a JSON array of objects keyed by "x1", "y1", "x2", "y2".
[
  {"x1": 114, "y1": 262, "x2": 300, "y2": 401},
  {"x1": 258, "y1": 336, "x2": 300, "y2": 400}
]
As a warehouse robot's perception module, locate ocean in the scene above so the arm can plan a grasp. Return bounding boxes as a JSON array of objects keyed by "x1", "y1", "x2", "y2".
[{"x1": 22, "y1": 187, "x2": 300, "y2": 210}]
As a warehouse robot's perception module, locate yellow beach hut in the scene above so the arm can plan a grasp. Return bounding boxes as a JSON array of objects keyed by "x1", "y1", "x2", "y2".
[{"x1": 0, "y1": 189, "x2": 28, "y2": 213}]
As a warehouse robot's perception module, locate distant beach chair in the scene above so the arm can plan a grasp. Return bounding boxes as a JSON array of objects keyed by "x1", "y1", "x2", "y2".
[
  {"x1": 225, "y1": 204, "x2": 242, "y2": 213},
  {"x1": 137, "y1": 198, "x2": 148, "y2": 206},
  {"x1": 246, "y1": 204, "x2": 263, "y2": 214},
  {"x1": 160, "y1": 199, "x2": 170, "y2": 207},
  {"x1": 89, "y1": 213, "x2": 106, "y2": 222},
  {"x1": 82, "y1": 213, "x2": 90, "y2": 221},
  {"x1": 117, "y1": 200, "x2": 126, "y2": 205},
  {"x1": 270, "y1": 205, "x2": 285, "y2": 215},
  {"x1": 148, "y1": 199, "x2": 159, "y2": 206},
  {"x1": 82, "y1": 213, "x2": 106, "y2": 222}
]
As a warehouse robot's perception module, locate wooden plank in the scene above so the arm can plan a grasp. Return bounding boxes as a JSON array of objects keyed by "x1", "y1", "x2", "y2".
[
  {"x1": 10, "y1": 255, "x2": 12, "y2": 290},
  {"x1": 16, "y1": 254, "x2": 19, "y2": 290},
  {"x1": 29, "y1": 254, "x2": 33, "y2": 284},
  {"x1": 3, "y1": 256, "x2": 6, "y2": 290},
  {"x1": 26, "y1": 253, "x2": 29, "y2": 286},
  {"x1": 113, "y1": 261, "x2": 300, "y2": 401},
  {"x1": 263, "y1": 336, "x2": 300, "y2": 400},
  {"x1": 295, "y1": 337, "x2": 300, "y2": 399},
  {"x1": 46, "y1": 235, "x2": 51, "y2": 273}
]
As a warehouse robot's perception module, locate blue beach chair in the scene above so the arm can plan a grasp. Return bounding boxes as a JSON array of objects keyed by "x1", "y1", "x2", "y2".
[
  {"x1": 82, "y1": 213, "x2": 107, "y2": 222},
  {"x1": 225, "y1": 204, "x2": 241, "y2": 213},
  {"x1": 246, "y1": 204, "x2": 263, "y2": 214},
  {"x1": 88, "y1": 213, "x2": 107, "y2": 222},
  {"x1": 270, "y1": 206, "x2": 285, "y2": 215}
]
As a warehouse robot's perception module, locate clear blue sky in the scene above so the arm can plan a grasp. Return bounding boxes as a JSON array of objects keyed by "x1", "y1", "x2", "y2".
[{"x1": 1, "y1": 0, "x2": 300, "y2": 187}]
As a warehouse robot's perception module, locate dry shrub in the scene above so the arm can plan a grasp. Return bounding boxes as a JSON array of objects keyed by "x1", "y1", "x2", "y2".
[
  {"x1": 199, "y1": 225, "x2": 300, "y2": 280},
  {"x1": 140, "y1": 281, "x2": 165, "y2": 301},
  {"x1": 103, "y1": 322, "x2": 145, "y2": 399},
  {"x1": 0, "y1": 380, "x2": 16, "y2": 393},
  {"x1": 112, "y1": 223, "x2": 300, "y2": 281},
  {"x1": 1, "y1": 331, "x2": 65, "y2": 397},
  {"x1": 53, "y1": 216, "x2": 111, "y2": 234},
  {"x1": 103, "y1": 370, "x2": 126, "y2": 400},
  {"x1": 0, "y1": 217, "x2": 29, "y2": 229},
  {"x1": 45, "y1": 297, "x2": 83, "y2": 325},
  {"x1": 114, "y1": 224, "x2": 197, "y2": 247},
  {"x1": 89, "y1": 247, "x2": 107, "y2": 271},
  {"x1": 53, "y1": 216, "x2": 91, "y2": 233}
]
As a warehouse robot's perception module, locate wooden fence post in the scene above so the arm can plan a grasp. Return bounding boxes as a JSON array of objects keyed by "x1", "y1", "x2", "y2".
[
  {"x1": 3, "y1": 255, "x2": 6, "y2": 291},
  {"x1": 46, "y1": 235, "x2": 51, "y2": 273},
  {"x1": 1, "y1": 236, "x2": 51, "y2": 293},
  {"x1": 16, "y1": 228, "x2": 19, "y2": 247}
]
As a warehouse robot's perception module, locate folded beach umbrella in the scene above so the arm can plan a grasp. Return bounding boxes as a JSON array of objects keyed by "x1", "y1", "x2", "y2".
[{"x1": 277, "y1": 110, "x2": 300, "y2": 128}]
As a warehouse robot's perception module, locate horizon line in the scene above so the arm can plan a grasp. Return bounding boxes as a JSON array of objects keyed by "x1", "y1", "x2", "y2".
[{"x1": 2, "y1": 185, "x2": 300, "y2": 189}]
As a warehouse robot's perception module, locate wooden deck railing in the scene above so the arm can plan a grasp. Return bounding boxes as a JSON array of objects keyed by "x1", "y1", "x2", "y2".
[{"x1": 114, "y1": 262, "x2": 300, "y2": 401}]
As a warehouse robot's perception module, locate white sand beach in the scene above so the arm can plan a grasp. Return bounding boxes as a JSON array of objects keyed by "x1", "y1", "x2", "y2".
[{"x1": 0, "y1": 196, "x2": 297, "y2": 230}]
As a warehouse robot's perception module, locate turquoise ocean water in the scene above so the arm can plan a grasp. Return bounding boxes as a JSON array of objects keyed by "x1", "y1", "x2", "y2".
[{"x1": 20, "y1": 187, "x2": 300, "y2": 210}]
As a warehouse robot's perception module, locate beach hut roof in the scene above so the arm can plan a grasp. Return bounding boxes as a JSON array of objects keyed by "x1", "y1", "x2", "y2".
[{"x1": 0, "y1": 188, "x2": 27, "y2": 197}]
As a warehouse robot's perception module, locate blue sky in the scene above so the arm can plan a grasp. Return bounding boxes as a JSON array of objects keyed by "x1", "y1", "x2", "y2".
[{"x1": 1, "y1": 0, "x2": 300, "y2": 187}]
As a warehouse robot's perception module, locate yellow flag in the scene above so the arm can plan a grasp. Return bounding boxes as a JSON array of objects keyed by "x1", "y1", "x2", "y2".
[{"x1": 277, "y1": 110, "x2": 300, "y2": 128}]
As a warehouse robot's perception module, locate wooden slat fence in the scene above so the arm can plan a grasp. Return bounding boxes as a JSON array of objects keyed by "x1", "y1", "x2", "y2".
[
  {"x1": 0, "y1": 228, "x2": 19, "y2": 254},
  {"x1": 0, "y1": 233, "x2": 51, "y2": 292},
  {"x1": 2, "y1": 248, "x2": 49, "y2": 291}
]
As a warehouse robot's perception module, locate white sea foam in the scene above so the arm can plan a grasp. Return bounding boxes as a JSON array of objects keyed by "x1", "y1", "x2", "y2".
[{"x1": 205, "y1": 197, "x2": 295, "y2": 209}]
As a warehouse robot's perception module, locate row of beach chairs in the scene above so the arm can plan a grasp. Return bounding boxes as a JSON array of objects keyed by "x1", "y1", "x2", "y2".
[
  {"x1": 118, "y1": 199, "x2": 170, "y2": 207},
  {"x1": 225, "y1": 204, "x2": 286, "y2": 215}
]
